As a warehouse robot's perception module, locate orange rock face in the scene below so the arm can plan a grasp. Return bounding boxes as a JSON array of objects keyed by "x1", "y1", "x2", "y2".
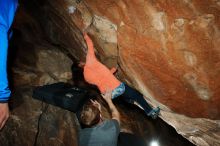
[
  {"x1": 81, "y1": 0, "x2": 220, "y2": 119},
  {"x1": 19, "y1": 0, "x2": 220, "y2": 119}
]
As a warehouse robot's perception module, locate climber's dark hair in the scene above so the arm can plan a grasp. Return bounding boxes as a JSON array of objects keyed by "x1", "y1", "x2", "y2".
[{"x1": 80, "y1": 101, "x2": 101, "y2": 128}]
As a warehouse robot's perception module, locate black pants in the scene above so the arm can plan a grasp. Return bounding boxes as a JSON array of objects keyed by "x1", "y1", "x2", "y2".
[{"x1": 121, "y1": 84, "x2": 152, "y2": 114}]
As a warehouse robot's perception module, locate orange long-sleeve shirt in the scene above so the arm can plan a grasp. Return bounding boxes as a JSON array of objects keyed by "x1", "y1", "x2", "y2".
[{"x1": 83, "y1": 35, "x2": 121, "y2": 93}]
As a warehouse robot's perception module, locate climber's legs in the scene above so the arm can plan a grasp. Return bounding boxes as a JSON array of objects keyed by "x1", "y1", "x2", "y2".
[{"x1": 111, "y1": 82, "x2": 160, "y2": 119}]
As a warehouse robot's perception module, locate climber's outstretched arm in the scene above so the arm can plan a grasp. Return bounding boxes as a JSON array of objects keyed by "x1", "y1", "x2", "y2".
[{"x1": 84, "y1": 33, "x2": 96, "y2": 61}]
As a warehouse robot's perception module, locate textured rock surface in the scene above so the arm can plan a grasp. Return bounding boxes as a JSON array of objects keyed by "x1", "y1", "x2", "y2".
[
  {"x1": 0, "y1": 87, "x2": 79, "y2": 146},
  {"x1": 12, "y1": 45, "x2": 72, "y2": 86},
  {"x1": 1, "y1": 0, "x2": 220, "y2": 146},
  {"x1": 10, "y1": 7, "x2": 73, "y2": 87}
]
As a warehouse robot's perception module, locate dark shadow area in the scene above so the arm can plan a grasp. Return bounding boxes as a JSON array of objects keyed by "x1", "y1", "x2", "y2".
[{"x1": 114, "y1": 98, "x2": 195, "y2": 146}]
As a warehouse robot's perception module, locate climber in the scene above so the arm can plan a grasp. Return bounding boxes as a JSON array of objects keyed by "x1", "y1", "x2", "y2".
[
  {"x1": 0, "y1": 0, "x2": 18, "y2": 130},
  {"x1": 79, "y1": 91, "x2": 120, "y2": 146},
  {"x1": 82, "y1": 33, "x2": 160, "y2": 119}
]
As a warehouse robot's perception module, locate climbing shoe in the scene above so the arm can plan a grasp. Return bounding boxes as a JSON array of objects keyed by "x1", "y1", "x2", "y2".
[{"x1": 147, "y1": 107, "x2": 160, "y2": 119}]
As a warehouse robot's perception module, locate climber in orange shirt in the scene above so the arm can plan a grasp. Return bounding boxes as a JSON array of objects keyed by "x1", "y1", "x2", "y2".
[{"x1": 82, "y1": 33, "x2": 160, "y2": 119}]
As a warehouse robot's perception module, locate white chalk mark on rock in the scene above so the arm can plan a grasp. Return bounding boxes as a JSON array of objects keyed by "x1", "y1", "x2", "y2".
[{"x1": 68, "y1": 6, "x2": 76, "y2": 14}]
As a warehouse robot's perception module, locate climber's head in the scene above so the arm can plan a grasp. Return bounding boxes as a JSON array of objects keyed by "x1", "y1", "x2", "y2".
[{"x1": 80, "y1": 99, "x2": 102, "y2": 128}]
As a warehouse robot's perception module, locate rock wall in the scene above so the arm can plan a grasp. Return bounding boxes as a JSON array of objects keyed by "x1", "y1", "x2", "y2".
[
  {"x1": 22, "y1": 0, "x2": 220, "y2": 119},
  {"x1": 5, "y1": 0, "x2": 220, "y2": 145}
]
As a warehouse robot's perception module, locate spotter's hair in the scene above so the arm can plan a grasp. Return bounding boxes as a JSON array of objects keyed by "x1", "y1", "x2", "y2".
[{"x1": 80, "y1": 101, "x2": 101, "y2": 127}]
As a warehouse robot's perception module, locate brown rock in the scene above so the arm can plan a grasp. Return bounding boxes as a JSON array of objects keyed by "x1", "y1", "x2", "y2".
[{"x1": 2, "y1": 0, "x2": 220, "y2": 146}]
